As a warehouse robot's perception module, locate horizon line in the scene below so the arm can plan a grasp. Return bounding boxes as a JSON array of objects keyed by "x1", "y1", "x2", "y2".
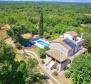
[{"x1": 0, "y1": 1, "x2": 91, "y2": 3}]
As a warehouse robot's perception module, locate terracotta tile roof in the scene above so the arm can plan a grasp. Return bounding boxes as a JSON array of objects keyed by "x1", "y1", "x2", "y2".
[
  {"x1": 65, "y1": 31, "x2": 78, "y2": 37},
  {"x1": 46, "y1": 49, "x2": 67, "y2": 62},
  {"x1": 52, "y1": 38, "x2": 72, "y2": 50}
]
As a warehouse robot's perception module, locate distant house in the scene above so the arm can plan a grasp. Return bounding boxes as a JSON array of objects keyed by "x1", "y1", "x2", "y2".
[{"x1": 44, "y1": 31, "x2": 85, "y2": 72}]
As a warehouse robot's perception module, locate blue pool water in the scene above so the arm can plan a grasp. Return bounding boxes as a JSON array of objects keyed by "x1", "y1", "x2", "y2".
[
  {"x1": 24, "y1": 42, "x2": 34, "y2": 47},
  {"x1": 31, "y1": 38, "x2": 40, "y2": 41},
  {"x1": 31, "y1": 38, "x2": 49, "y2": 47},
  {"x1": 37, "y1": 40, "x2": 49, "y2": 47}
]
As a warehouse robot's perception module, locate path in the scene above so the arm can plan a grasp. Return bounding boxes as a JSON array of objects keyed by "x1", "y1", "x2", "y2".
[{"x1": 17, "y1": 49, "x2": 60, "y2": 84}]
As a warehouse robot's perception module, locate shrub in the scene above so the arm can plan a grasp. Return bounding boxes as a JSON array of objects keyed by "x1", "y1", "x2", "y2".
[
  {"x1": 16, "y1": 42, "x2": 22, "y2": 49},
  {"x1": 39, "y1": 49, "x2": 46, "y2": 59},
  {"x1": 39, "y1": 47, "x2": 49, "y2": 59},
  {"x1": 65, "y1": 71, "x2": 71, "y2": 78},
  {"x1": 53, "y1": 71, "x2": 58, "y2": 76},
  {"x1": 42, "y1": 60, "x2": 45, "y2": 64}
]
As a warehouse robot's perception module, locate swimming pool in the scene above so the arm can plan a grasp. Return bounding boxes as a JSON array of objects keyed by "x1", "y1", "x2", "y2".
[
  {"x1": 37, "y1": 40, "x2": 49, "y2": 47},
  {"x1": 31, "y1": 38, "x2": 49, "y2": 48},
  {"x1": 31, "y1": 38, "x2": 40, "y2": 41}
]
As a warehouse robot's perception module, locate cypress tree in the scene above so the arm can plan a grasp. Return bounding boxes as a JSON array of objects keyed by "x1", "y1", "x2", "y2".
[{"x1": 39, "y1": 12, "x2": 44, "y2": 37}]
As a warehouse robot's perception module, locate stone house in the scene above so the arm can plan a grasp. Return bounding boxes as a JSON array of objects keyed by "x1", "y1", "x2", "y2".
[{"x1": 44, "y1": 31, "x2": 84, "y2": 72}]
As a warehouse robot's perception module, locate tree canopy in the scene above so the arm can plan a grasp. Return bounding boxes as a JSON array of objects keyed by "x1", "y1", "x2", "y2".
[
  {"x1": 68, "y1": 53, "x2": 91, "y2": 84},
  {"x1": 0, "y1": 2, "x2": 91, "y2": 40},
  {"x1": 83, "y1": 33, "x2": 91, "y2": 52},
  {"x1": 0, "y1": 39, "x2": 42, "y2": 84}
]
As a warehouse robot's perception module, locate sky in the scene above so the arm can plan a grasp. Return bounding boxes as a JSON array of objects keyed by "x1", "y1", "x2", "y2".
[{"x1": 1, "y1": 0, "x2": 91, "y2": 3}]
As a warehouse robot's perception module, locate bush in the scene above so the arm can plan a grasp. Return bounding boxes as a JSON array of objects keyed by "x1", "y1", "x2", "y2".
[
  {"x1": 53, "y1": 71, "x2": 58, "y2": 76},
  {"x1": 39, "y1": 47, "x2": 49, "y2": 59},
  {"x1": 65, "y1": 71, "x2": 71, "y2": 78},
  {"x1": 42, "y1": 60, "x2": 45, "y2": 64},
  {"x1": 16, "y1": 42, "x2": 22, "y2": 49},
  {"x1": 39, "y1": 49, "x2": 46, "y2": 59}
]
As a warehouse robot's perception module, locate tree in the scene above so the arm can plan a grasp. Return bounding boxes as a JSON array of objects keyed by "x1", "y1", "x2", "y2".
[
  {"x1": 7, "y1": 24, "x2": 30, "y2": 42},
  {"x1": 39, "y1": 47, "x2": 49, "y2": 59},
  {"x1": 0, "y1": 39, "x2": 25, "y2": 84},
  {"x1": 83, "y1": 33, "x2": 91, "y2": 52},
  {"x1": 39, "y1": 49, "x2": 46, "y2": 59},
  {"x1": 81, "y1": 16, "x2": 91, "y2": 24},
  {"x1": 7, "y1": 17, "x2": 17, "y2": 25},
  {"x1": 68, "y1": 53, "x2": 91, "y2": 84},
  {"x1": 39, "y1": 12, "x2": 44, "y2": 37},
  {"x1": 16, "y1": 42, "x2": 22, "y2": 49},
  {"x1": 0, "y1": 39, "x2": 42, "y2": 84}
]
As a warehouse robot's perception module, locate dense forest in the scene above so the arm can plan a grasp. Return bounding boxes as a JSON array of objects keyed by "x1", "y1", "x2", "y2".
[
  {"x1": 0, "y1": 2, "x2": 91, "y2": 84},
  {"x1": 0, "y1": 2, "x2": 91, "y2": 38}
]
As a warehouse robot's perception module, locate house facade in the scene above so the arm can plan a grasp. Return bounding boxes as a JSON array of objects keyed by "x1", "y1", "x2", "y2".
[
  {"x1": 44, "y1": 31, "x2": 84, "y2": 72},
  {"x1": 61, "y1": 31, "x2": 84, "y2": 53}
]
